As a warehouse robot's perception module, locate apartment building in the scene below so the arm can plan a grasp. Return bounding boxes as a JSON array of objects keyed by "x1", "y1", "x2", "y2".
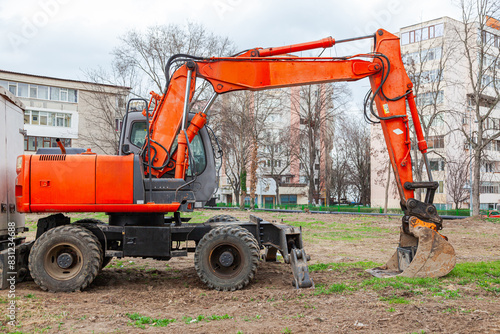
[
  {"x1": 216, "y1": 86, "x2": 330, "y2": 207},
  {"x1": 0, "y1": 70, "x2": 130, "y2": 155},
  {"x1": 371, "y1": 16, "x2": 500, "y2": 210}
]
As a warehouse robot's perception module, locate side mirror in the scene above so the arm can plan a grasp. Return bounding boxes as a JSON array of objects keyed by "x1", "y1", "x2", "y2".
[{"x1": 122, "y1": 144, "x2": 131, "y2": 155}]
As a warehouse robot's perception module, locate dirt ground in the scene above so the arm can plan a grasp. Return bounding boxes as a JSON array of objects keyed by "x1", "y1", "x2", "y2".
[{"x1": 1, "y1": 210, "x2": 500, "y2": 333}]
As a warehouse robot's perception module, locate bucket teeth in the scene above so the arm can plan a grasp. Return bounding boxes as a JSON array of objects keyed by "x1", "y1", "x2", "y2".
[{"x1": 366, "y1": 218, "x2": 456, "y2": 278}]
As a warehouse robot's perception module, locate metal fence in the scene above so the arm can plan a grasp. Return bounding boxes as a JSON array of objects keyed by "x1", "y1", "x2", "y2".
[{"x1": 214, "y1": 203, "x2": 472, "y2": 217}]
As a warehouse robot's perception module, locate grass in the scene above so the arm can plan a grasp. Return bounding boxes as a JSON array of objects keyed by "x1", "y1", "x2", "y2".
[
  {"x1": 290, "y1": 219, "x2": 393, "y2": 241},
  {"x1": 309, "y1": 261, "x2": 381, "y2": 272},
  {"x1": 310, "y1": 260, "x2": 500, "y2": 302},
  {"x1": 243, "y1": 315, "x2": 262, "y2": 322},
  {"x1": 314, "y1": 283, "x2": 350, "y2": 295},
  {"x1": 379, "y1": 295, "x2": 410, "y2": 304},
  {"x1": 484, "y1": 217, "x2": 500, "y2": 224},
  {"x1": 182, "y1": 314, "x2": 232, "y2": 324},
  {"x1": 71, "y1": 212, "x2": 108, "y2": 223},
  {"x1": 126, "y1": 313, "x2": 176, "y2": 329},
  {"x1": 179, "y1": 211, "x2": 214, "y2": 224},
  {"x1": 125, "y1": 312, "x2": 234, "y2": 328}
]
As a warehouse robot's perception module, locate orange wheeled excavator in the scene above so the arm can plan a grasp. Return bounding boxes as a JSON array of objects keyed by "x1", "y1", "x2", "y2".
[{"x1": 9, "y1": 29, "x2": 455, "y2": 292}]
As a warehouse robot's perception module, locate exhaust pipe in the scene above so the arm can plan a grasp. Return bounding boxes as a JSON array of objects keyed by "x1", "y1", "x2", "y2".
[{"x1": 55, "y1": 138, "x2": 66, "y2": 155}]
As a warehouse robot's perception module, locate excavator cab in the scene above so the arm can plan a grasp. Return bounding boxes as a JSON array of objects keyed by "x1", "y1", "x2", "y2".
[{"x1": 118, "y1": 103, "x2": 219, "y2": 207}]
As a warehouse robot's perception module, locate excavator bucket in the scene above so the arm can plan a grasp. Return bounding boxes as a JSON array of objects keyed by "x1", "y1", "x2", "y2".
[{"x1": 366, "y1": 219, "x2": 456, "y2": 278}]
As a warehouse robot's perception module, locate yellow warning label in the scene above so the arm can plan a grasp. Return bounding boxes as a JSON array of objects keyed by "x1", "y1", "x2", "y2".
[{"x1": 383, "y1": 104, "x2": 390, "y2": 114}]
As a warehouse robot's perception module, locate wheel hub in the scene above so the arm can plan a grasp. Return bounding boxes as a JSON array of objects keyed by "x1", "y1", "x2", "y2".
[
  {"x1": 56, "y1": 252, "x2": 74, "y2": 269},
  {"x1": 44, "y1": 243, "x2": 84, "y2": 281},
  {"x1": 219, "y1": 251, "x2": 234, "y2": 267}
]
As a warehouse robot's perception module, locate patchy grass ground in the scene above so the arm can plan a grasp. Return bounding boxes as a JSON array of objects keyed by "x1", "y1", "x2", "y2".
[{"x1": 1, "y1": 210, "x2": 500, "y2": 333}]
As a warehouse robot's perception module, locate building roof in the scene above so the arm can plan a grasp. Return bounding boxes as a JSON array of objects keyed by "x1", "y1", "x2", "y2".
[
  {"x1": 0, "y1": 86, "x2": 25, "y2": 110},
  {"x1": 399, "y1": 16, "x2": 456, "y2": 31},
  {"x1": 0, "y1": 69, "x2": 131, "y2": 91}
]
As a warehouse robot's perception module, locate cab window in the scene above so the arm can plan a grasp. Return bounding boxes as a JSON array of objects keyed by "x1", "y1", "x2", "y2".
[
  {"x1": 187, "y1": 134, "x2": 207, "y2": 175},
  {"x1": 130, "y1": 121, "x2": 147, "y2": 148},
  {"x1": 129, "y1": 121, "x2": 206, "y2": 175}
]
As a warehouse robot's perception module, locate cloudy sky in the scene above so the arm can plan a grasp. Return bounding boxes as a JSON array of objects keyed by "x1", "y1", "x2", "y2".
[{"x1": 0, "y1": 0, "x2": 462, "y2": 102}]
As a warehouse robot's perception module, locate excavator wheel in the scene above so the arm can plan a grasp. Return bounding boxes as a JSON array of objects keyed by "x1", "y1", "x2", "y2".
[
  {"x1": 29, "y1": 225, "x2": 103, "y2": 292},
  {"x1": 366, "y1": 221, "x2": 456, "y2": 278},
  {"x1": 194, "y1": 225, "x2": 260, "y2": 291},
  {"x1": 73, "y1": 219, "x2": 108, "y2": 270},
  {"x1": 205, "y1": 214, "x2": 239, "y2": 223}
]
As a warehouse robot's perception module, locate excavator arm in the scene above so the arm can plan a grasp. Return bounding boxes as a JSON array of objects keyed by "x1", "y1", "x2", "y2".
[{"x1": 143, "y1": 29, "x2": 455, "y2": 278}]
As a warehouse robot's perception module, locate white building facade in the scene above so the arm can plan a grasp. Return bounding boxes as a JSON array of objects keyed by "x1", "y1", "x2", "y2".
[
  {"x1": 0, "y1": 70, "x2": 129, "y2": 154},
  {"x1": 371, "y1": 16, "x2": 500, "y2": 210}
]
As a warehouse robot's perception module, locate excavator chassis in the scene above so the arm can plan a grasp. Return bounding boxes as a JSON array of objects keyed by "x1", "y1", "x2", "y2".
[{"x1": 22, "y1": 213, "x2": 312, "y2": 292}]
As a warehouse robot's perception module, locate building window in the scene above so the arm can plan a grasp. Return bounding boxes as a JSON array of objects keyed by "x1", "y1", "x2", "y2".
[
  {"x1": 482, "y1": 161, "x2": 495, "y2": 173},
  {"x1": 24, "y1": 110, "x2": 72, "y2": 128},
  {"x1": 8, "y1": 83, "x2": 16, "y2": 95},
  {"x1": 416, "y1": 91, "x2": 444, "y2": 106},
  {"x1": 24, "y1": 136, "x2": 72, "y2": 152},
  {"x1": 0, "y1": 81, "x2": 78, "y2": 103},
  {"x1": 480, "y1": 182, "x2": 499, "y2": 194},
  {"x1": 481, "y1": 30, "x2": 500, "y2": 48},
  {"x1": 30, "y1": 85, "x2": 37, "y2": 98},
  {"x1": 427, "y1": 135, "x2": 445, "y2": 149},
  {"x1": 401, "y1": 23, "x2": 444, "y2": 45},
  {"x1": 430, "y1": 159, "x2": 445, "y2": 171},
  {"x1": 17, "y1": 83, "x2": 29, "y2": 97},
  {"x1": 436, "y1": 180, "x2": 444, "y2": 193},
  {"x1": 280, "y1": 195, "x2": 297, "y2": 204},
  {"x1": 416, "y1": 69, "x2": 442, "y2": 84},
  {"x1": 423, "y1": 113, "x2": 444, "y2": 127},
  {"x1": 38, "y1": 85, "x2": 49, "y2": 100}
]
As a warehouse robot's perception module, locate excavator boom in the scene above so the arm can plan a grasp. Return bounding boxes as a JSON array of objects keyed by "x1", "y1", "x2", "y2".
[{"x1": 140, "y1": 29, "x2": 456, "y2": 278}]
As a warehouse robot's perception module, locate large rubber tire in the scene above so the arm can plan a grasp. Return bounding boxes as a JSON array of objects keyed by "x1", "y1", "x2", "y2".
[
  {"x1": 194, "y1": 225, "x2": 259, "y2": 291},
  {"x1": 205, "y1": 214, "x2": 238, "y2": 223},
  {"x1": 74, "y1": 219, "x2": 108, "y2": 269},
  {"x1": 28, "y1": 224, "x2": 103, "y2": 292}
]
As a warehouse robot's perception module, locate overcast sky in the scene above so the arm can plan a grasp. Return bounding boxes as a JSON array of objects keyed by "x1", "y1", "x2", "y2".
[{"x1": 0, "y1": 0, "x2": 462, "y2": 107}]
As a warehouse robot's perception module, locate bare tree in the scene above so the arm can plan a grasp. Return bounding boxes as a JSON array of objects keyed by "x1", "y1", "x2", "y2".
[
  {"x1": 79, "y1": 67, "x2": 132, "y2": 154},
  {"x1": 446, "y1": 153, "x2": 471, "y2": 209},
  {"x1": 454, "y1": 0, "x2": 500, "y2": 215},
  {"x1": 329, "y1": 137, "x2": 350, "y2": 204},
  {"x1": 402, "y1": 32, "x2": 456, "y2": 201},
  {"x1": 247, "y1": 90, "x2": 287, "y2": 208},
  {"x1": 260, "y1": 130, "x2": 293, "y2": 205},
  {"x1": 291, "y1": 83, "x2": 350, "y2": 204},
  {"x1": 371, "y1": 124, "x2": 399, "y2": 211},
  {"x1": 213, "y1": 92, "x2": 253, "y2": 207},
  {"x1": 113, "y1": 22, "x2": 236, "y2": 98},
  {"x1": 343, "y1": 118, "x2": 371, "y2": 205}
]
